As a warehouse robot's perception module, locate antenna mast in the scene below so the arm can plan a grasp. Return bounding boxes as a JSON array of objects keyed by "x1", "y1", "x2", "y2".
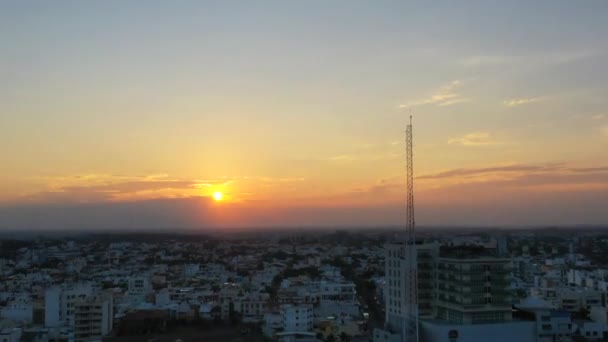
[{"x1": 405, "y1": 115, "x2": 418, "y2": 341}]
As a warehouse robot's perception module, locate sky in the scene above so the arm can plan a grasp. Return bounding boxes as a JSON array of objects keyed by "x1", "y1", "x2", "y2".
[{"x1": 1, "y1": 1, "x2": 608, "y2": 229}]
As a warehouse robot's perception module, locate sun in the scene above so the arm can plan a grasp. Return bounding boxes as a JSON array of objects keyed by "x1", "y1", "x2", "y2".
[{"x1": 212, "y1": 191, "x2": 223, "y2": 201}]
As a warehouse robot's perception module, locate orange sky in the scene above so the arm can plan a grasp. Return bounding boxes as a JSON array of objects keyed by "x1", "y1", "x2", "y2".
[{"x1": 1, "y1": 2, "x2": 608, "y2": 228}]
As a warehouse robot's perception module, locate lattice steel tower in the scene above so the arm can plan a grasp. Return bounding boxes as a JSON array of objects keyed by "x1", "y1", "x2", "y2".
[{"x1": 404, "y1": 115, "x2": 419, "y2": 342}]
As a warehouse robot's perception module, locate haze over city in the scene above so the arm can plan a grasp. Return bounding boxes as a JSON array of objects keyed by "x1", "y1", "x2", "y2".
[{"x1": 2, "y1": 1, "x2": 608, "y2": 230}]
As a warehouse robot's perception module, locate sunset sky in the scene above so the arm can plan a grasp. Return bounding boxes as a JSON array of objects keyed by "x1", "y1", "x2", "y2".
[{"x1": 1, "y1": 1, "x2": 608, "y2": 229}]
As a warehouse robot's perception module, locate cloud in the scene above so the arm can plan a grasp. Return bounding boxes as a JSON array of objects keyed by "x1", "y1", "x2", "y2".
[
  {"x1": 448, "y1": 132, "x2": 499, "y2": 146},
  {"x1": 399, "y1": 81, "x2": 468, "y2": 108},
  {"x1": 17, "y1": 174, "x2": 310, "y2": 205},
  {"x1": 459, "y1": 50, "x2": 596, "y2": 69},
  {"x1": 3, "y1": 163, "x2": 608, "y2": 229},
  {"x1": 25, "y1": 177, "x2": 204, "y2": 203},
  {"x1": 416, "y1": 163, "x2": 608, "y2": 191},
  {"x1": 324, "y1": 141, "x2": 402, "y2": 163},
  {"x1": 460, "y1": 55, "x2": 512, "y2": 67},
  {"x1": 592, "y1": 114, "x2": 606, "y2": 120},
  {"x1": 327, "y1": 155, "x2": 355, "y2": 162},
  {"x1": 352, "y1": 177, "x2": 401, "y2": 196},
  {"x1": 601, "y1": 126, "x2": 608, "y2": 138},
  {"x1": 417, "y1": 163, "x2": 564, "y2": 180},
  {"x1": 503, "y1": 97, "x2": 545, "y2": 107}
]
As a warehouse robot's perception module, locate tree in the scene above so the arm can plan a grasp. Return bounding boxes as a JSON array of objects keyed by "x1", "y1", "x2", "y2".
[
  {"x1": 339, "y1": 332, "x2": 351, "y2": 342},
  {"x1": 211, "y1": 305, "x2": 222, "y2": 323},
  {"x1": 229, "y1": 302, "x2": 241, "y2": 325},
  {"x1": 573, "y1": 307, "x2": 590, "y2": 320}
]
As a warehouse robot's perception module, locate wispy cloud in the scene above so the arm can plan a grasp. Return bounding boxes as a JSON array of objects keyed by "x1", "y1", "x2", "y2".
[
  {"x1": 503, "y1": 97, "x2": 546, "y2": 107},
  {"x1": 418, "y1": 163, "x2": 564, "y2": 180},
  {"x1": 459, "y1": 50, "x2": 597, "y2": 68},
  {"x1": 448, "y1": 132, "x2": 500, "y2": 146},
  {"x1": 22, "y1": 174, "x2": 305, "y2": 203},
  {"x1": 325, "y1": 141, "x2": 402, "y2": 163},
  {"x1": 399, "y1": 80, "x2": 468, "y2": 108},
  {"x1": 592, "y1": 114, "x2": 606, "y2": 120},
  {"x1": 327, "y1": 155, "x2": 355, "y2": 162},
  {"x1": 417, "y1": 163, "x2": 608, "y2": 184},
  {"x1": 26, "y1": 175, "x2": 204, "y2": 203},
  {"x1": 415, "y1": 162, "x2": 608, "y2": 197},
  {"x1": 460, "y1": 55, "x2": 512, "y2": 67}
]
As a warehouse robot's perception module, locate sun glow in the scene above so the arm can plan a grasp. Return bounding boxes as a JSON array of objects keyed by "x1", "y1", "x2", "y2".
[{"x1": 212, "y1": 191, "x2": 223, "y2": 201}]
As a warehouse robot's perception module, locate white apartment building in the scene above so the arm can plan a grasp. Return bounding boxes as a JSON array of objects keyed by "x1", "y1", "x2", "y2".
[
  {"x1": 282, "y1": 304, "x2": 313, "y2": 332},
  {"x1": 264, "y1": 304, "x2": 314, "y2": 339},
  {"x1": 383, "y1": 242, "x2": 437, "y2": 332},
  {"x1": 557, "y1": 288, "x2": 604, "y2": 312},
  {"x1": 575, "y1": 321, "x2": 608, "y2": 341},
  {"x1": 0, "y1": 302, "x2": 33, "y2": 323},
  {"x1": 240, "y1": 292, "x2": 270, "y2": 323},
  {"x1": 127, "y1": 276, "x2": 151, "y2": 296},
  {"x1": 45, "y1": 283, "x2": 95, "y2": 327},
  {"x1": 520, "y1": 308, "x2": 573, "y2": 342},
  {"x1": 0, "y1": 328, "x2": 22, "y2": 342},
  {"x1": 73, "y1": 292, "x2": 114, "y2": 342},
  {"x1": 319, "y1": 280, "x2": 356, "y2": 302}
]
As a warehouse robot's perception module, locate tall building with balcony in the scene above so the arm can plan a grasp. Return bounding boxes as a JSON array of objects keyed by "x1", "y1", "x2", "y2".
[
  {"x1": 375, "y1": 242, "x2": 528, "y2": 342},
  {"x1": 435, "y1": 246, "x2": 512, "y2": 324},
  {"x1": 73, "y1": 292, "x2": 113, "y2": 342},
  {"x1": 44, "y1": 283, "x2": 95, "y2": 328},
  {"x1": 384, "y1": 242, "x2": 438, "y2": 329}
]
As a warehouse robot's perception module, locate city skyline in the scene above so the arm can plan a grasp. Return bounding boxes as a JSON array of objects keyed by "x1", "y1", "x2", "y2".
[{"x1": 2, "y1": 1, "x2": 608, "y2": 229}]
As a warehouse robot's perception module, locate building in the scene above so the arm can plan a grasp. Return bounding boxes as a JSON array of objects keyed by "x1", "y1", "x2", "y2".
[
  {"x1": 319, "y1": 280, "x2": 357, "y2": 302},
  {"x1": 418, "y1": 320, "x2": 536, "y2": 342},
  {"x1": 0, "y1": 328, "x2": 22, "y2": 342},
  {"x1": 240, "y1": 292, "x2": 270, "y2": 323},
  {"x1": 0, "y1": 302, "x2": 33, "y2": 323},
  {"x1": 73, "y1": 292, "x2": 113, "y2": 342},
  {"x1": 264, "y1": 304, "x2": 314, "y2": 340},
  {"x1": 434, "y1": 245, "x2": 512, "y2": 324},
  {"x1": 127, "y1": 276, "x2": 151, "y2": 297},
  {"x1": 384, "y1": 242, "x2": 437, "y2": 334},
  {"x1": 183, "y1": 263, "x2": 200, "y2": 278},
  {"x1": 45, "y1": 283, "x2": 95, "y2": 327},
  {"x1": 283, "y1": 304, "x2": 314, "y2": 332},
  {"x1": 556, "y1": 288, "x2": 604, "y2": 312},
  {"x1": 376, "y1": 243, "x2": 517, "y2": 342},
  {"x1": 514, "y1": 299, "x2": 574, "y2": 342}
]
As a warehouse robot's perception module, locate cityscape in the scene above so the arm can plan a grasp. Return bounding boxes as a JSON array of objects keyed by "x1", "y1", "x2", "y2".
[
  {"x1": 2, "y1": 228, "x2": 608, "y2": 342},
  {"x1": 2, "y1": 1, "x2": 608, "y2": 342}
]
